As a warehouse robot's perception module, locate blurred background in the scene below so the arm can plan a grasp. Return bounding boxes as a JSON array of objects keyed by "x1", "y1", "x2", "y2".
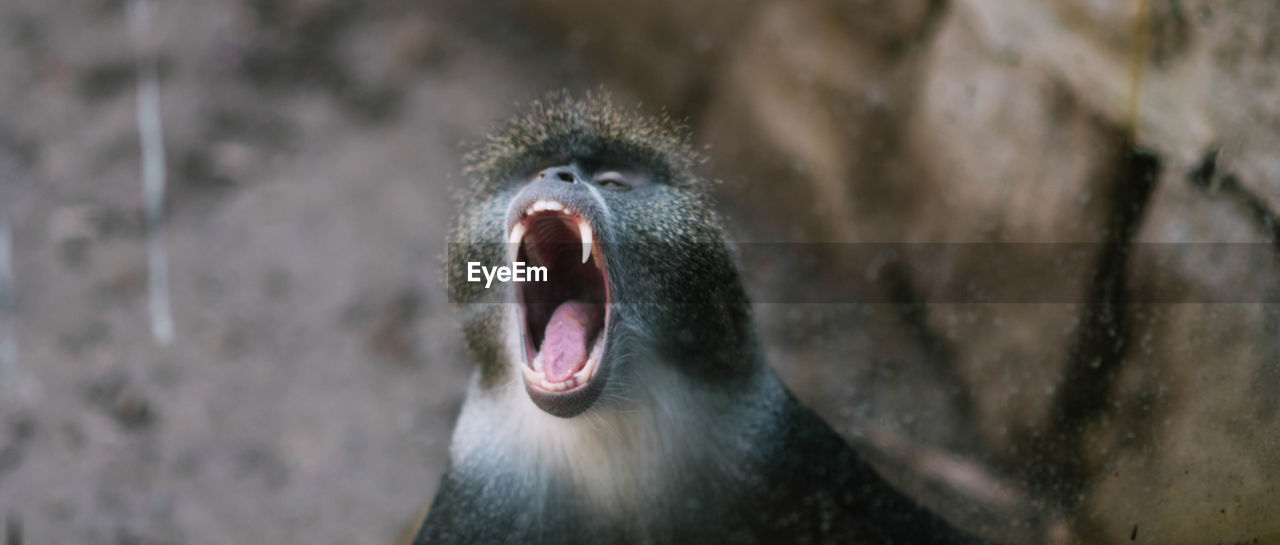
[{"x1": 0, "y1": 0, "x2": 1277, "y2": 544}]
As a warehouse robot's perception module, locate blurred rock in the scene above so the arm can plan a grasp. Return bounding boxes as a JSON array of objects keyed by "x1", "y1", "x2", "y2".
[
  {"x1": 505, "y1": 0, "x2": 757, "y2": 112},
  {"x1": 957, "y1": 0, "x2": 1280, "y2": 211},
  {"x1": 56, "y1": 320, "x2": 109, "y2": 356},
  {"x1": 1079, "y1": 171, "x2": 1280, "y2": 544},
  {"x1": 95, "y1": 258, "x2": 145, "y2": 301},
  {"x1": 49, "y1": 205, "x2": 105, "y2": 267},
  {"x1": 362, "y1": 291, "x2": 422, "y2": 364},
  {"x1": 701, "y1": 0, "x2": 933, "y2": 243},
  {"x1": 109, "y1": 391, "x2": 154, "y2": 431},
  {"x1": 389, "y1": 17, "x2": 448, "y2": 70},
  {"x1": 83, "y1": 372, "x2": 155, "y2": 432},
  {"x1": 906, "y1": 14, "x2": 1123, "y2": 456},
  {"x1": 506, "y1": 1, "x2": 1280, "y2": 543}
]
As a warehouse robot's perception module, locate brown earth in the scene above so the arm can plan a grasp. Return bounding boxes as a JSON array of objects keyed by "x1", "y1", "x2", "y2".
[{"x1": 1, "y1": 1, "x2": 1278, "y2": 545}]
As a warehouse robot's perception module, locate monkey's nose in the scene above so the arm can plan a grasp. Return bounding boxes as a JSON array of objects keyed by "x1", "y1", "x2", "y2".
[{"x1": 538, "y1": 166, "x2": 585, "y2": 184}]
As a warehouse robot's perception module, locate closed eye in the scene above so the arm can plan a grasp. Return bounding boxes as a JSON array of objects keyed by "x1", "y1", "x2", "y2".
[{"x1": 594, "y1": 171, "x2": 632, "y2": 191}]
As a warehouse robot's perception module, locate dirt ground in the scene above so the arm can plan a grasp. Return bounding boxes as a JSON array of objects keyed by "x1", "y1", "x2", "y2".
[
  {"x1": 0, "y1": 2, "x2": 608, "y2": 543},
  {"x1": 4, "y1": 2, "x2": 1278, "y2": 545}
]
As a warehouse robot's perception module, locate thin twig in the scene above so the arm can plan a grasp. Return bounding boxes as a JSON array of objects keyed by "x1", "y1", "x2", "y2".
[{"x1": 129, "y1": 0, "x2": 174, "y2": 345}]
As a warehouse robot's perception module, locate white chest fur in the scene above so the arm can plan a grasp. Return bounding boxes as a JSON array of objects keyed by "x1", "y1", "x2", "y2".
[{"x1": 447, "y1": 354, "x2": 783, "y2": 519}]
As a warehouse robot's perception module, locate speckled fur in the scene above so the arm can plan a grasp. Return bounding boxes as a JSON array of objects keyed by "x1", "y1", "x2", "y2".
[
  {"x1": 421, "y1": 92, "x2": 988, "y2": 545},
  {"x1": 446, "y1": 90, "x2": 748, "y2": 389}
]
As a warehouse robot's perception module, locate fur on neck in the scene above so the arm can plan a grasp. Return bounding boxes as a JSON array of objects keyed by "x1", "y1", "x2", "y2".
[{"x1": 446, "y1": 306, "x2": 785, "y2": 523}]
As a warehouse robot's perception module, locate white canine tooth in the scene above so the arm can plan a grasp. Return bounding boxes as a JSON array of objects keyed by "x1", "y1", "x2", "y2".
[
  {"x1": 507, "y1": 222, "x2": 526, "y2": 262},
  {"x1": 508, "y1": 222, "x2": 526, "y2": 245},
  {"x1": 527, "y1": 370, "x2": 543, "y2": 382},
  {"x1": 532, "y1": 352, "x2": 545, "y2": 372},
  {"x1": 578, "y1": 220, "x2": 593, "y2": 264}
]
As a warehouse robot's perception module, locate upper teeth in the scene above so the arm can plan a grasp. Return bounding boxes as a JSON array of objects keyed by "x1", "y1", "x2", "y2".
[
  {"x1": 511, "y1": 199, "x2": 595, "y2": 265},
  {"x1": 528, "y1": 199, "x2": 564, "y2": 214},
  {"x1": 578, "y1": 221, "x2": 592, "y2": 264}
]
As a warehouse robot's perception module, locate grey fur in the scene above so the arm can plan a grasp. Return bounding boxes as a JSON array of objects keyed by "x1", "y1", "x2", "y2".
[{"x1": 419, "y1": 92, "x2": 988, "y2": 545}]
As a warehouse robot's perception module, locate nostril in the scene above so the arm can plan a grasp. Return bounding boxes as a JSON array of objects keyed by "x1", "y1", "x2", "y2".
[{"x1": 538, "y1": 166, "x2": 581, "y2": 184}]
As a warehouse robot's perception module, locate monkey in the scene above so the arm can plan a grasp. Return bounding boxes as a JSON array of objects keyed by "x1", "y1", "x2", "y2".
[{"x1": 414, "y1": 91, "x2": 989, "y2": 545}]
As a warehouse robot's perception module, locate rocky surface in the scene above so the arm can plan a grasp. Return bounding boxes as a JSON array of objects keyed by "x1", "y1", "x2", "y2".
[
  {"x1": 510, "y1": 0, "x2": 1280, "y2": 543},
  {"x1": 0, "y1": 1, "x2": 577, "y2": 543},
  {"x1": 1, "y1": 1, "x2": 1277, "y2": 544}
]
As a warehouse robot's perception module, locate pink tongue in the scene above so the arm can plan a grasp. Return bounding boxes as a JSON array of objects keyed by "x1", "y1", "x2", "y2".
[{"x1": 540, "y1": 300, "x2": 600, "y2": 382}]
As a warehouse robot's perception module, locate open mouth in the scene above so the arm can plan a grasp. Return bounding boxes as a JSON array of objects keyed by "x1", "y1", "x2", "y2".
[{"x1": 509, "y1": 199, "x2": 610, "y2": 404}]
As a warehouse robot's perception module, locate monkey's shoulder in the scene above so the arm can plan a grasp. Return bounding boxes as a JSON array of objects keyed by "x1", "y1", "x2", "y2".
[{"x1": 735, "y1": 394, "x2": 987, "y2": 545}]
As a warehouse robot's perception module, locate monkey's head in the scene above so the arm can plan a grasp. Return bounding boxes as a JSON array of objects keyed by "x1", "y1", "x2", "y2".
[{"x1": 449, "y1": 92, "x2": 757, "y2": 419}]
